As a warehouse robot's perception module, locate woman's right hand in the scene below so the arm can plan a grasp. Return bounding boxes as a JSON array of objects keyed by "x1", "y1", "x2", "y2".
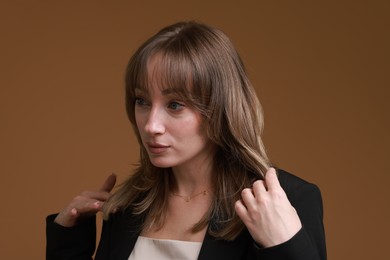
[{"x1": 54, "y1": 173, "x2": 117, "y2": 227}]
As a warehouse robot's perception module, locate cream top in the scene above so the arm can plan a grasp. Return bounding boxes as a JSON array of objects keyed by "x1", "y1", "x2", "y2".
[{"x1": 128, "y1": 236, "x2": 202, "y2": 260}]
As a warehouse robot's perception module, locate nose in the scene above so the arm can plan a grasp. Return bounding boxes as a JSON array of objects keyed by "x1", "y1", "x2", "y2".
[{"x1": 144, "y1": 108, "x2": 165, "y2": 135}]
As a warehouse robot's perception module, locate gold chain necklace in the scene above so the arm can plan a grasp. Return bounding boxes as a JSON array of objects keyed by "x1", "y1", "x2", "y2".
[{"x1": 171, "y1": 190, "x2": 208, "y2": 202}]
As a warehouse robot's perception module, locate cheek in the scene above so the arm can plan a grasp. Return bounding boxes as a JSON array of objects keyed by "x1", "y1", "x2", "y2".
[
  {"x1": 178, "y1": 117, "x2": 204, "y2": 138},
  {"x1": 134, "y1": 113, "x2": 144, "y2": 132}
]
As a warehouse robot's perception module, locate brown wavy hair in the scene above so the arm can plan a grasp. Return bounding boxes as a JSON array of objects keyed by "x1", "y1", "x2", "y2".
[{"x1": 104, "y1": 21, "x2": 270, "y2": 240}]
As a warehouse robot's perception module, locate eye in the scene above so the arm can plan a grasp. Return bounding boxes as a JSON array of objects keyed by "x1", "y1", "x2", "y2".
[
  {"x1": 135, "y1": 97, "x2": 148, "y2": 106},
  {"x1": 168, "y1": 101, "x2": 185, "y2": 111}
]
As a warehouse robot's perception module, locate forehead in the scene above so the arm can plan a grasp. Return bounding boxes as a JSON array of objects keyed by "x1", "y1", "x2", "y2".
[
  {"x1": 136, "y1": 52, "x2": 193, "y2": 95},
  {"x1": 134, "y1": 85, "x2": 184, "y2": 98}
]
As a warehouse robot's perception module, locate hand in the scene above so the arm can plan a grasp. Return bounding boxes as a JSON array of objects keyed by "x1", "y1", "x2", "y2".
[
  {"x1": 235, "y1": 168, "x2": 302, "y2": 247},
  {"x1": 54, "y1": 173, "x2": 117, "y2": 227}
]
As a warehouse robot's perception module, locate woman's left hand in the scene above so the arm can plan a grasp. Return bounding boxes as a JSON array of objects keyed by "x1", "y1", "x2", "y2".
[{"x1": 235, "y1": 168, "x2": 302, "y2": 248}]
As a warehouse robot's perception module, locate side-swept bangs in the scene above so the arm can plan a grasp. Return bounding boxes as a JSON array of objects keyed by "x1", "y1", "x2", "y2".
[
  {"x1": 139, "y1": 51, "x2": 201, "y2": 107},
  {"x1": 126, "y1": 37, "x2": 211, "y2": 129}
]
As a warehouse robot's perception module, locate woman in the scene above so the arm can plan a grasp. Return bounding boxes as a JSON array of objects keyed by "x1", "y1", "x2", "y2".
[{"x1": 46, "y1": 21, "x2": 326, "y2": 260}]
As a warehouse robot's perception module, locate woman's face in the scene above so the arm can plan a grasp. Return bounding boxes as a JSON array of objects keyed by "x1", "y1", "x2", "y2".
[{"x1": 134, "y1": 56, "x2": 213, "y2": 170}]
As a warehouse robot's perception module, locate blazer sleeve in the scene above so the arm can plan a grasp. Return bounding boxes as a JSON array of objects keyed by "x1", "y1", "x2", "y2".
[
  {"x1": 46, "y1": 214, "x2": 96, "y2": 260},
  {"x1": 252, "y1": 178, "x2": 327, "y2": 260}
]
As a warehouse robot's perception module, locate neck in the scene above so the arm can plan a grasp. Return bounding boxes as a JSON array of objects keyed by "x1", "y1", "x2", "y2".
[{"x1": 171, "y1": 155, "x2": 214, "y2": 197}]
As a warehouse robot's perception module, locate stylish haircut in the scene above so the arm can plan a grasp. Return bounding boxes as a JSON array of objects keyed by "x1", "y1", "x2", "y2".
[{"x1": 104, "y1": 21, "x2": 270, "y2": 240}]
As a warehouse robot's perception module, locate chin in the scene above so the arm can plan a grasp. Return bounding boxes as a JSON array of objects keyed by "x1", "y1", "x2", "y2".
[{"x1": 149, "y1": 158, "x2": 176, "y2": 168}]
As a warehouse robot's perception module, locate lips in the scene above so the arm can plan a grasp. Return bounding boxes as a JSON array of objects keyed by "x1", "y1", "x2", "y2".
[{"x1": 146, "y1": 142, "x2": 170, "y2": 154}]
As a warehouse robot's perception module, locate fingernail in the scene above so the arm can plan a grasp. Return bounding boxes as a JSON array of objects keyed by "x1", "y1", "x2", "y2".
[{"x1": 71, "y1": 208, "x2": 77, "y2": 215}]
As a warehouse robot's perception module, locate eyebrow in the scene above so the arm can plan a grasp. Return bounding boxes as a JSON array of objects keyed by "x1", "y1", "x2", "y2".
[
  {"x1": 161, "y1": 88, "x2": 186, "y2": 95},
  {"x1": 134, "y1": 87, "x2": 146, "y2": 92},
  {"x1": 135, "y1": 86, "x2": 186, "y2": 96}
]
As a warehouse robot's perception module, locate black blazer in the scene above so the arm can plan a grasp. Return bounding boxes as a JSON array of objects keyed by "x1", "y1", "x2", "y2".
[{"x1": 46, "y1": 169, "x2": 326, "y2": 260}]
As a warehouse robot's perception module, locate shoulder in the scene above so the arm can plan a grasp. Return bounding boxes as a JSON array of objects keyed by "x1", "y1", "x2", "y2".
[
  {"x1": 276, "y1": 168, "x2": 323, "y2": 212},
  {"x1": 276, "y1": 168, "x2": 321, "y2": 196}
]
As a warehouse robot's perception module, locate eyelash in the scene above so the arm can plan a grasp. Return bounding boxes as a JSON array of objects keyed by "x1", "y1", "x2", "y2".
[
  {"x1": 134, "y1": 97, "x2": 185, "y2": 111},
  {"x1": 168, "y1": 101, "x2": 185, "y2": 111}
]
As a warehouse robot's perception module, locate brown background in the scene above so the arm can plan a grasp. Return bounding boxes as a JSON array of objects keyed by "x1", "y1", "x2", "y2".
[{"x1": 1, "y1": 0, "x2": 389, "y2": 259}]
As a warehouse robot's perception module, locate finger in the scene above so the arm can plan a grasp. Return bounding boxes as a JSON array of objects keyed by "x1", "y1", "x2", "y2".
[
  {"x1": 264, "y1": 168, "x2": 280, "y2": 191},
  {"x1": 240, "y1": 188, "x2": 256, "y2": 208},
  {"x1": 234, "y1": 199, "x2": 249, "y2": 222},
  {"x1": 252, "y1": 180, "x2": 267, "y2": 198},
  {"x1": 71, "y1": 200, "x2": 104, "y2": 215},
  {"x1": 100, "y1": 173, "x2": 117, "y2": 192},
  {"x1": 80, "y1": 190, "x2": 111, "y2": 201}
]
